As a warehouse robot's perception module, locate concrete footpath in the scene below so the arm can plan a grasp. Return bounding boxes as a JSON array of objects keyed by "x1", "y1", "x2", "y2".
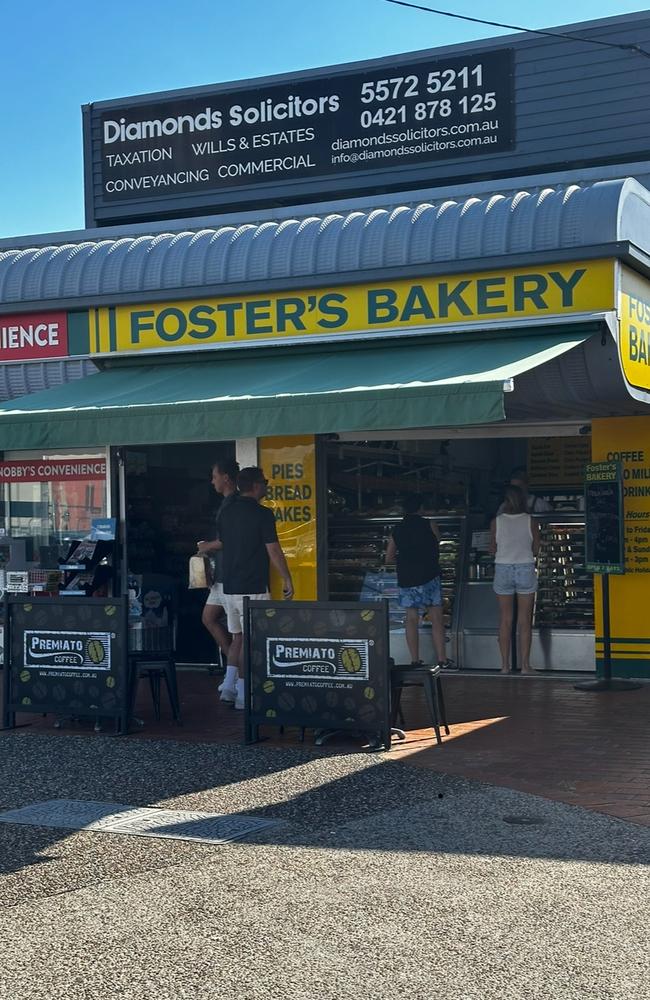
[{"x1": 0, "y1": 731, "x2": 648, "y2": 1000}]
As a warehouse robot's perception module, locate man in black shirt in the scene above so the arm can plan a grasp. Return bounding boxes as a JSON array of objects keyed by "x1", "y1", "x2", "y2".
[
  {"x1": 197, "y1": 457, "x2": 239, "y2": 694},
  {"x1": 385, "y1": 495, "x2": 448, "y2": 668},
  {"x1": 218, "y1": 466, "x2": 294, "y2": 709}
]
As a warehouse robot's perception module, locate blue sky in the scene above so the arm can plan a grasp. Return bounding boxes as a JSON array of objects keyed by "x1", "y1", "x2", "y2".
[{"x1": 0, "y1": 1, "x2": 646, "y2": 239}]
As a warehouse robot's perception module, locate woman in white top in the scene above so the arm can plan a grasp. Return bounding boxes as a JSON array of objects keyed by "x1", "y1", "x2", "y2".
[{"x1": 489, "y1": 485, "x2": 541, "y2": 674}]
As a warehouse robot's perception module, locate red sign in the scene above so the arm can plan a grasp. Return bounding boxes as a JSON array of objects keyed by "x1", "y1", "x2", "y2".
[
  {"x1": 0, "y1": 312, "x2": 68, "y2": 361},
  {"x1": 0, "y1": 460, "x2": 106, "y2": 483}
]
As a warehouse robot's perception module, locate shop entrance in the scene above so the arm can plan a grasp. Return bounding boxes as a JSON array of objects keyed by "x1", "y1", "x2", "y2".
[
  {"x1": 326, "y1": 430, "x2": 594, "y2": 673},
  {"x1": 123, "y1": 442, "x2": 236, "y2": 667}
]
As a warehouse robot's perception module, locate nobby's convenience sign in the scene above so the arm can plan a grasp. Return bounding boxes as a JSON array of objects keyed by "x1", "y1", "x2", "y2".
[{"x1": 86, "y1": 259, "x2": 614, "y2": 358}]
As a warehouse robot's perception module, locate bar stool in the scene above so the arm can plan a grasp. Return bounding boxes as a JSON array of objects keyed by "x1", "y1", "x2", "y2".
[
  {"x1": 129, "y1": 622, "x2": 182, "y2": 724},
  {"x1": 390, "y1": 662, "x2": 450, "y2": 745}
]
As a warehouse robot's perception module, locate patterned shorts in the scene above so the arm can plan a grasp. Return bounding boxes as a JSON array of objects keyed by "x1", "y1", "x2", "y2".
[{"x1": 398, "y1": 576, "x2": 442, "y2": 609}]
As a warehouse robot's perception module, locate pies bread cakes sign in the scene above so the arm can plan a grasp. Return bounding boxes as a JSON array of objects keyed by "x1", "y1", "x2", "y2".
[
  {"x1": 4, "y1": 597, "x2": 128, "y2": 724},
  {"x1": 245, "y1": 600, "x2": 390, "y2": 741}
]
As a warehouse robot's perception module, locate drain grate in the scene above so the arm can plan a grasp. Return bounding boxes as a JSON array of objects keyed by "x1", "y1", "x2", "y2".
[
  {"x1": 0, "y1": 799, "x2": 281, "y2": 846},
  {"x1": 502, "y1": 815, "x2": 546, "y2": 827}
]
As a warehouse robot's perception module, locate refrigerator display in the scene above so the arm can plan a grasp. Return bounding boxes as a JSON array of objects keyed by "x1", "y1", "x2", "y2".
[{"x1": 534, "y1": 518, "x2": 594, "y2": 631}]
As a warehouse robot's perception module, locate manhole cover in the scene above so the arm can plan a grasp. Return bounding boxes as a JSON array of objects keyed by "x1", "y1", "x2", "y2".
[
  {"x1": 502, "y1": 815, "x2": 545, "y2": 826},
  {"x1": 0, "y1": 799, "x2": 281, "y2": 846}
]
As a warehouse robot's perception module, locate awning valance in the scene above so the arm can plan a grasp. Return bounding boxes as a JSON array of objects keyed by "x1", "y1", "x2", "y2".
[{"x1": 0, "y1": 330, "x2": 593, "y2": 450}]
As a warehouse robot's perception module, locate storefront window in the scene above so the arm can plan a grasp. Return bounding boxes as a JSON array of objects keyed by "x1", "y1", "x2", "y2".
[{"x1": 0, "y1": 450, "x2": 109, "y2": 592}]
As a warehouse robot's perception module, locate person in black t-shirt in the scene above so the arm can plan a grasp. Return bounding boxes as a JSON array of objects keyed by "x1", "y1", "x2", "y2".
[
  {"x1": 197, "y1": 457, "x2": 239, "y2": 693},
  {"x1": 385, "y1": 495, "x2": 449, "y2": 668},
  {"x1": 216, "y1": 466, "x2": 294, "y2": 709}
]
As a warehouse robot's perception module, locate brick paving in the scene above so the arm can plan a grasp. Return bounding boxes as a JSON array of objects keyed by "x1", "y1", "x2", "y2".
[{"x1": 4, "y1": 669, "x2": 650, "y2": 827}]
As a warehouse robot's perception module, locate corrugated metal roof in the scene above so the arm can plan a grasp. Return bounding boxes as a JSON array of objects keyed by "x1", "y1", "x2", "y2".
[
  {"x1": 0, "y1": 359, "x2": 97, "y2": 402},
  {"x1": 0, "y1": 178, "x2": 648, "y2": 308}
]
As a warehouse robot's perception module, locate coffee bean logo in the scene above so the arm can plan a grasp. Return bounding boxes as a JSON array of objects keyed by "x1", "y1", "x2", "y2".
[
  {"x1": 266, "y1": 708, "x2": 277, "y2": 718},
  {"x1": 300, "y1": 695, "x2": 318, "y2": 713},
  {"x1": 23, "y1": 604, "x2": 32, "y2": 613},
  {"x1": 360, "y1": 609, "x2": 375, "y2": 622},
  {"x1": 106, "y1": 676, "x2": 116, "y2": 689},
  {"x1": 263, "y1": 679, "x2": 275, "y2": 693},
  {"x1": 52, "y1": 684, "x2": 66, "y2": 703},
  {"x1": 364, "y1": 686, "x2": 375, "y2": 700},
  {"x1": 359, "y1": 702, "x2": 377, "y2": 722},
  {"x1": 340, "y1": 648, "x2": 362, "y2": 673},
  {"x1": 265, "y1": 608, "x2": 276, "y2": 618},
  {"x1": 86, "y1": 639, "x2": 106, "y2": 665},
  {"x1": 325, "y1": 690, "x2": 339, "y2": 708},
  {"x1": 277, "y1": 692, "x2": 295, "y2": 712},
  {"x1": 19, "y1": 669, "x2": 30, "y2": 683},
  {"x1": 104, "y1": 605, "x2": 117, "y2": 617},
  {"x1": 33, "y1": 682, "x2": 48, "y2": 700},
  {"x1": 21, "y1": 696, "x2": 32, "y2": 706},
  {"x1": 329, "y1": 610, "x2": 346, "y2": 628}
]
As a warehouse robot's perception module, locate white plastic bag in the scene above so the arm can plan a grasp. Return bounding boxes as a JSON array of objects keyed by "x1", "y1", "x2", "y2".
[{"x1": 188, "y1": 554, "x2": 212, "y2": 589}]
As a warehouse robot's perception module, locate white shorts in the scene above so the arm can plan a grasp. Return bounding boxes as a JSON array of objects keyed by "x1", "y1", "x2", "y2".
[
  {"x1": 223, "y1": 592, "x2": 270, "y2": 633},
  {"x1": 205, "y1": 582, "x2": 225, "y2": 607}
]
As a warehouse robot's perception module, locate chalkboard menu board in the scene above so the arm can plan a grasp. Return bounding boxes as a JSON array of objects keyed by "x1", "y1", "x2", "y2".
[
  {"x1": 244, "y1": 600, "x2": 391, "y2": 748},
  {"x1": 3, "y1": 597, "x2": 129, "y2": 730},
  {"x1": 584, "y1": 462, "x2": 625, "y2": 574}
]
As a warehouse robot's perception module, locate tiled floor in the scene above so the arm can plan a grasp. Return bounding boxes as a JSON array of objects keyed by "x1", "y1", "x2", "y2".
[{"x1": 5, "y1": 669, "x2": 650, "y2": 827}]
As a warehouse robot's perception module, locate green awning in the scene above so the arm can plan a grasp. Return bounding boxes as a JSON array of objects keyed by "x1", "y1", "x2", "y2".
[{"x1": 0, "y1": 331, "x2": 592, "y2": 449}]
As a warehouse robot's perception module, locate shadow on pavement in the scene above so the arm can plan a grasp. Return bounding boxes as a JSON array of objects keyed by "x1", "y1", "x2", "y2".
[{"x1": 0, "y1": 727, "x2": 649, "y2": 890}]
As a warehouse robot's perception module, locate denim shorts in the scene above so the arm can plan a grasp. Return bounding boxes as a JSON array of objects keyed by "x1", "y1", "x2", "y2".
[
  {"x1": 398, "y1": 576, "x2": 442, "y2": 609},
  {"x1": 493, "y1": 563, "x2": 538, "y2": 596}
]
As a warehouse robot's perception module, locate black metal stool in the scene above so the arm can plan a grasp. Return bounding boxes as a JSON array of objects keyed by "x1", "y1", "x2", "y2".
[
  {"x1": 390, "y1": 663, "x2": 449, "y2": 745},
  {"x1": 132, "y1": 657, "x2": 182, "y2": 723},
  {"x1": 128, "y1": 623, "x2": 182, "y2": 725}
]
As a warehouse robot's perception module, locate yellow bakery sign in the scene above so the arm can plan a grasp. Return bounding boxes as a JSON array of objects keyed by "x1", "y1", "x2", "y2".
[
  {"x1": 88, "y1": 259, "x2": 615, "y2": 357},
  {"x1": 618, "y1": 265, "x2": 650, "y2": 401}
]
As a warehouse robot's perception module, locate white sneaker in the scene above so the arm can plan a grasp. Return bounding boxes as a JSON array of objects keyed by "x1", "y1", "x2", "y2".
[
  {"x1": 220, "y1": 687, "x2": 237, "y2": 704},
  {"x1": 234, "y1": 696, "x2": 245, "y2": 710}
]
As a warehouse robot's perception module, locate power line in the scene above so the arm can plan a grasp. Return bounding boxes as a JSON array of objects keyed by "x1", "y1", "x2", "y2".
[{"x1": 383, "y1": 1, "x2": 650, "y2": 60}]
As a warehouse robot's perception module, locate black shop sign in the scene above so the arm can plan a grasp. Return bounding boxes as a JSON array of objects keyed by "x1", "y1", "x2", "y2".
[
  {"x1": 87, "y1": 47, "x2": 513, "y2": 221},
  {"x1": 3, "y1": 597, "x2": 129, "y2": 730},
  {"x1": 244, "y1": 600, "x2": 390, "y2": 747},
  {"x1": 584, "y1": 462, "x2": 625, "y2": 574}
]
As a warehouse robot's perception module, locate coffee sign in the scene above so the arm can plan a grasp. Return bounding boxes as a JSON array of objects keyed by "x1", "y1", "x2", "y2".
[
  {"x1": 244, "y1": 600, "x2": 391, "y2": 748},
  {"x1": 266, "y1": 638, "x2": 370, "y2": 681},
  {"x1": 3, "y1": 597, "x2": 129, "y2": 730},
  {"x1": 23, "y1": 629, "x2": 112, "y2": 672}
]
